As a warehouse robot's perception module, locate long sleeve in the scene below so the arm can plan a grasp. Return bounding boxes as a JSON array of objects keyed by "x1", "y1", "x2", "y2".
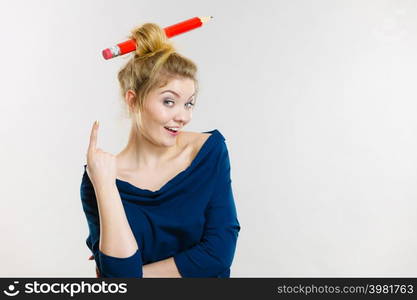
[
  {"x1": 98, "y1": 248, "x2": 142, "y2": 278},
  {"x1": 173, "y1": 140, "x2": 241, "y2": 277},
  {"x1": 80, "y1": 170, "x2": 143, "y2": 278}
]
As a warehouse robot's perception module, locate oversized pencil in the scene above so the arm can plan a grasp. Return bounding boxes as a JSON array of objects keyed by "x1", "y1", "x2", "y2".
[{"x1": 102, "y1": 16, "x2": 214, "y2": 60}]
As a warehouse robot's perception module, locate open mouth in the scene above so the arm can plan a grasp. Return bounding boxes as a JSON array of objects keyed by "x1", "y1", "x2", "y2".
[
  {"x1": 164, "y1": 127, "x2": 178, "y2": 133},
  {"x1": 164, "y1": 126, "x2": 180, "y2": 135}
]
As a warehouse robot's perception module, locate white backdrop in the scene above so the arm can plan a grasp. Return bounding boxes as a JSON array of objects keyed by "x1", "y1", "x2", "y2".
[{"x1": 1, "y1": 0, "x2": 416, "y2": 277}]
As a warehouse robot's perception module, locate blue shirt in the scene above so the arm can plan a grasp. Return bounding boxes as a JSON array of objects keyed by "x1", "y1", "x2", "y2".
[{"x1": 80, "y1": 129, "x2": 241, "y2": 278}]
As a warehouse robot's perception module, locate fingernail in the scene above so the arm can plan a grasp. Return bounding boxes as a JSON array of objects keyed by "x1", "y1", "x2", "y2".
[{"x1": 95, "y1": 120, "x2": 99, "y2": 126}]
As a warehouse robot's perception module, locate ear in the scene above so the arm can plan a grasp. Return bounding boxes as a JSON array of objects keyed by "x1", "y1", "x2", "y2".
[{"x1": 125, "y1": 90, "x2": 137, "y2": 111}]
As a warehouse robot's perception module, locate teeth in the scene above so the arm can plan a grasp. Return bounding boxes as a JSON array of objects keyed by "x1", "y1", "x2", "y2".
[{"x1": 166, "y1": 127, "x2": 178, "y2": 132}]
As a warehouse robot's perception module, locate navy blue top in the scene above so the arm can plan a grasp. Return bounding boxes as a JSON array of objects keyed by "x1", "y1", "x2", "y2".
[{"x1": 80, "y1": 129, "x2": 241, "y2": 278}]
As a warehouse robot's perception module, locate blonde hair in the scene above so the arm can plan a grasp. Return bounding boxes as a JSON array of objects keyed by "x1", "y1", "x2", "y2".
[{"x1": 117, "y1": 22, "x2": 199, "y2": 128}]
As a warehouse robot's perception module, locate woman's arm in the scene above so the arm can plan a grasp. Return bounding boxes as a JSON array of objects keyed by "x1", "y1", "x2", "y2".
[
  {"x1": 142, "y1": 257, "x2": 182, "y2": 278},
  {"x1": 95, "y1": 183, "x2": 138, "y2": 257},
  {"x1": 142, "y1": 140, "x2": 240, "y2": 278},
  {"x1": 84, "y1": 121, "x2": 143, "y2": 277},
  {"x1": 172, "y1": 140, "x2": 240, "y2": 277},
  {"x1": 93, "y1": 182, "x2": 143, "y2": 277}
]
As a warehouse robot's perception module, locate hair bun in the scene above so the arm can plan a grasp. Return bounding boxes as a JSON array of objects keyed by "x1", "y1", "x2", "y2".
[{"x1": 129, "y1": 23, "x2": 176, "y2": 59}]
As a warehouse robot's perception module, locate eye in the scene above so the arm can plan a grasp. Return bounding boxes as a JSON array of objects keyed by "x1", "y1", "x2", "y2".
[
  {"x1": 185, "y1": 102, "x2": 195, "y2": 109},
  {"x1": 163, "y1": 98, "x2": 175, "y2": 106}
]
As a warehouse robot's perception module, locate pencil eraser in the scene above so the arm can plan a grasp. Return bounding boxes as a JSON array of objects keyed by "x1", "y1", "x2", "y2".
[{"x1": 102, "y1": 48, "x2": 113, "y2": 60}]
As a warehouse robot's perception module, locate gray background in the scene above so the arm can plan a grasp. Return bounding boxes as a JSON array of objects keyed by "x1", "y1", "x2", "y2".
[{"x1": 0, "y1": 0, "x2": 416, "y2": 276}]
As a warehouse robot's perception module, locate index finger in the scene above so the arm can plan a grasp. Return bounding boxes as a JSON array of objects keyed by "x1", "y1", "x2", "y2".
[{"x1": 88, "y1": 120, "x2": 99, "y2": 152}]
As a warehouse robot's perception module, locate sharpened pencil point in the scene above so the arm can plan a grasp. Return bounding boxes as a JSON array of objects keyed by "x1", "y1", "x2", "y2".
[{"x1": 199, "y1": 16, "x2": 214, "y2": 24}]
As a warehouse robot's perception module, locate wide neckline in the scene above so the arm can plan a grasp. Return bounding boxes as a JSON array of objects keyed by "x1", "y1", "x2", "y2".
[{"x1": 113, "y1": 129, "x2": 219, "y2": 195}]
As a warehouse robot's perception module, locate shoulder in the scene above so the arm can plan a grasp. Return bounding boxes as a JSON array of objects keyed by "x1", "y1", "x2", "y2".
[
  {"x1": 179, "y1": 130, "x2": 212, "y2": 147},
  {"x1": 180, "y1": 129, "x2": 226, "y2": 151},
  {"x1": 181, "y1": 129, "x2": 225, "y2": 142},
  {"x1": 184, "y1": 131, "x2": 230, "y2": 165},
  {"x1": 179, "y1": 131, "x2": 213, "y2": 156}
]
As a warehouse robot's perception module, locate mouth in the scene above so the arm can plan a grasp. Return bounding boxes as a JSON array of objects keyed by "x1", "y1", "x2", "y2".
[{"x1": 164, "y1": 126, "x2": 180, "y2": 136}]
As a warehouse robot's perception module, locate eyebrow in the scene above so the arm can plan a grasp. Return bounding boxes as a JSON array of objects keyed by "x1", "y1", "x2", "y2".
[{"x1": 161, "y1": 89, "x2": 196, "y2": 100}]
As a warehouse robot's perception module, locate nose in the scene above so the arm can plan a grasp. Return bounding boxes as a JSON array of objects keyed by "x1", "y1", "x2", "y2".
[{"x1": 174, "y1": 106, "x2": 192, "y2": 125}]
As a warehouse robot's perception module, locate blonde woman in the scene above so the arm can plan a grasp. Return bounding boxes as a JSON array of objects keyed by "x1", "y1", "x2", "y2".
[{"x1": 80, "y1": 23, "x2": 241, "y2": 278}]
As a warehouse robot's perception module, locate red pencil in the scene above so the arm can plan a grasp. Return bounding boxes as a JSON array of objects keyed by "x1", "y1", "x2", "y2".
[{"x1": 102, "y1": 16, "x2": 214, "y2": 60}]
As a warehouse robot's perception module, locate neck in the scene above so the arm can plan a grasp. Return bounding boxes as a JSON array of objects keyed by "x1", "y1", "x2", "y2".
[{"x1": 117, "y1": 121, "x2": 181, "y2": 170}]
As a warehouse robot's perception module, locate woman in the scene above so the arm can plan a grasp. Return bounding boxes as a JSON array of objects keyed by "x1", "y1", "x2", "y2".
[{"x1": 80, "y1": 23, "x2": 241, "y2": 278}]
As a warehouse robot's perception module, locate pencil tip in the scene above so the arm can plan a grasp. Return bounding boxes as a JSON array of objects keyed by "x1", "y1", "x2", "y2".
[{"x1": 200, "y1": 16, "x2": 214, "y2": 23}]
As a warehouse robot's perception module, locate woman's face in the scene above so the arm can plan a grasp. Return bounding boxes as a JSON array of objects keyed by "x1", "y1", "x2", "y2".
[{"x1": 137, "y1": 77, "x2": 196, "y2": 146}]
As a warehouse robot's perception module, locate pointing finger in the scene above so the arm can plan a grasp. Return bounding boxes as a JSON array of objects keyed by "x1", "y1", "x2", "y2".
[{"x1": 88, "y1": 120, "x2": 99, "y2": 152}]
